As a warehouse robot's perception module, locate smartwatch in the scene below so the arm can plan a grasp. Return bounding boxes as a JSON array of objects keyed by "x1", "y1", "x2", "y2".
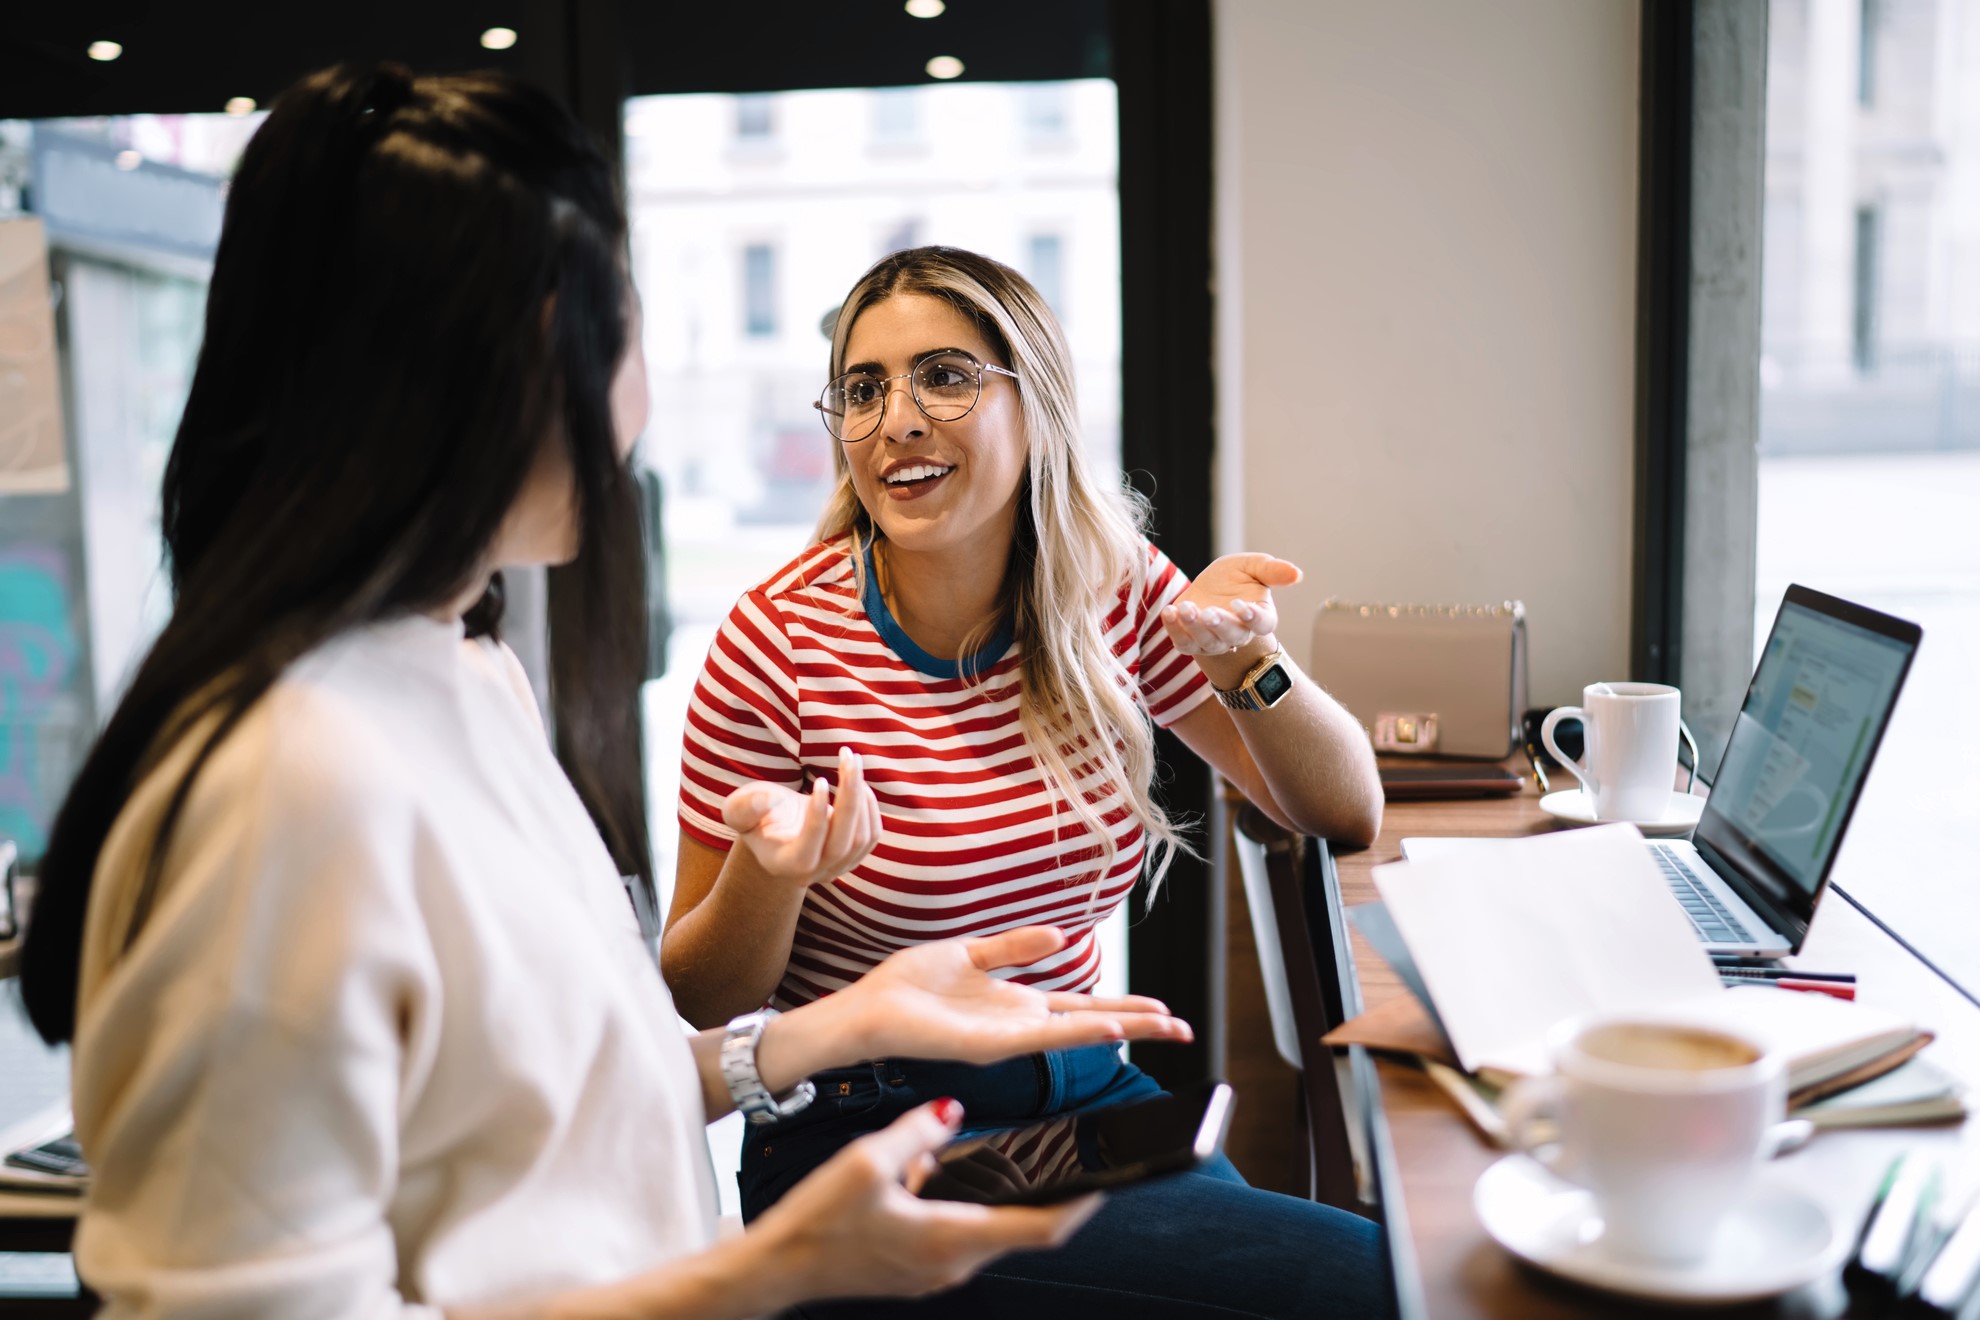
[
  {"x1": 720, "y1": 1009, "x2": 817, "y2": 1125},
  {"x1": 1214, "y1": 649, "x2": 1296, "y2": 712}
]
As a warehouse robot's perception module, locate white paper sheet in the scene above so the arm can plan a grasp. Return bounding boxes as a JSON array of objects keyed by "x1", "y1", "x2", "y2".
[{"x1": 1373, "y1": 823, "x2": 1725, "y2": 1076}]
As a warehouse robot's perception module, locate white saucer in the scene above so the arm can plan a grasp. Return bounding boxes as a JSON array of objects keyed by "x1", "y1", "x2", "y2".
[
  {"x1": 1539, "y1": 789, "x2": 1704, "y2": 838},
  {"x1": 1473, "y1": 1154, "x2": 1847, "y2": 1306}
]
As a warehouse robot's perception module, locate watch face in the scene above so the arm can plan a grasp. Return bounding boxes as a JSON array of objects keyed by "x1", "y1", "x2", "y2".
[{"x1": 1254, "y1": 663, "x2": 1293, "y2": 706}]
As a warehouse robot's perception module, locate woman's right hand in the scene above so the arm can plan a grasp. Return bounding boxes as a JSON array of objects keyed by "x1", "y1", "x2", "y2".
[
  {"x1": 720, "y1": 747, "x2": 881, "y2": 889},
  {"x1": 752, "y1": 1100, "x2": 1103, "y2": 1305}
]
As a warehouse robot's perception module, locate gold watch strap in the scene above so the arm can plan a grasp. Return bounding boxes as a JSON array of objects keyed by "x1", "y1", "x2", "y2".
[{"x1": 1213, "y1": 649, "x2": 1292, "y2": 712}]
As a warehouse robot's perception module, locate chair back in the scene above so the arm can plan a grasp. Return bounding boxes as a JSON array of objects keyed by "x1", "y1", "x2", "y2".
[
  {"x1": 1232, "y1": 817, "x2": 1306, "y2": 1071},
  {"x1": 1230, "y1": 803, "x2": 1363, "y2": 1210}
]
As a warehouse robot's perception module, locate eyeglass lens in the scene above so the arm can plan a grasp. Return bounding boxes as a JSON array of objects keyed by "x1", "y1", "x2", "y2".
[{"x1": 820, "y1": 351, "x2": 984, "y2": 441}]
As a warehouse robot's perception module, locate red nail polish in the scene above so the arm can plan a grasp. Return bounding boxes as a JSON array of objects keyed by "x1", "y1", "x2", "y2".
[{"x1": 933, "y1": 1097, "x2": 964, "y2": 1126}]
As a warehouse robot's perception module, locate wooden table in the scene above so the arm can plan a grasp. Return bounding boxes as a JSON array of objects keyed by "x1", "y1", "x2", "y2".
[{"x1": 1330, "y1": 769, "x2": 1980, "y2": 1318}]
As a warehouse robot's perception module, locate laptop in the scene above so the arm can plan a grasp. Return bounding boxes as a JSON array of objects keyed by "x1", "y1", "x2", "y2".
[
  {"x1": 1647, "y1": 585, "x2": 1920, "y2": 957},
  {"x1": 1402, "y1": 585, "x2": 1921, "y2": 957}
]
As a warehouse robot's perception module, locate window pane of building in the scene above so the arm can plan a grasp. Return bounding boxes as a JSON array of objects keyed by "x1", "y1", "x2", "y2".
[
  {"x1": 1021, "y1": 83, "x2": 1072, "y2": 141},
  {"x1": 734, "y1": 95, "x2": 775, "y2": 141},
  {"x1": 742, "y1": 242, "x2": 778, "y2": 337},
  {"x1": 1026, "y1": 232, "x2": 1065, "y2": 318},
  {"x1": 1756, "y1": 0, "x2": 1980, "y2": 991},
  {"x1": 870, "y1": 88, "x2": 921, "y2": 146},
  {"x1": 879, "y1": 217, "x2": 922, "y2": 256}
]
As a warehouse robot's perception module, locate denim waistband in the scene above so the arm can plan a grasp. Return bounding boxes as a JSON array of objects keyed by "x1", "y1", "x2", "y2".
[{"x1": 739, "y1": 1043, "x2": 1168, "y2": 1221}]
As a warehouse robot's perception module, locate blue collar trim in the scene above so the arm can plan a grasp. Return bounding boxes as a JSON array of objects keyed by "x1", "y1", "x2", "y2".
[{"x1": 861, "y1": 541, "x2": 1013, "y2": 681}]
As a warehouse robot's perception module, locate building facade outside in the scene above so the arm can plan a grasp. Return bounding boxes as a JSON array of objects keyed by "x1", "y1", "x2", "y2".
[
  {"x1": 1757, "y1": 0, "x2": 1980, "y2": 995},
  {"x1": 1762, "y1": 0, "x2": 1980, "y2": 453}
]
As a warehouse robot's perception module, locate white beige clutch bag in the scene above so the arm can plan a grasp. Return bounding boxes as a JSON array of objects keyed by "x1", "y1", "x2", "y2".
[{"x1": 1311, "y1": 600, "x2": 1528, "y2": 759}]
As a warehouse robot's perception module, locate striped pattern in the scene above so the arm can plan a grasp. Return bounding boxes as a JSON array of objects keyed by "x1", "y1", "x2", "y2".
[
  {"x1": 678, "y1": 534, "x2": 1212, "y2": 1007},
  {"x1": 955, "y1": 1115, "x2": 1085, "y2": 1196}
]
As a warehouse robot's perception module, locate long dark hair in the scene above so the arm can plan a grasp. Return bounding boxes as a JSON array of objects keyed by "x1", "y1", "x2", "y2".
[{"x1": 21, "y1": 64, "x2": 652, "y2": 1044}]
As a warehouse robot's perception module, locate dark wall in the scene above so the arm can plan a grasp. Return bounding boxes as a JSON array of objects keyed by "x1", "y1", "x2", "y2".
[{"x1": 2, "y1": 2, "x2": 1108, "y2": 119}]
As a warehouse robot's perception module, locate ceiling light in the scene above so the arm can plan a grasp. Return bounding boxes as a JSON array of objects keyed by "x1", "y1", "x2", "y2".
[
  {"x1": 224, "y1": 97, "x2": 256, "y2": 117},
  {"x1": 480, "y1": 27, "x2": 518, "y2": 51},
  {"x1": 925, "y1": 55, "x2": 965, "y2": 80},
  {"x1": 115, "y1": 150, "x2": 141, "y2": 171},
  {"x1": 87, "y1": 40, "x2": 122, "y2": 62},
  {"x1": 905, "y1": 0, "x2": 946, "y2": 16}
]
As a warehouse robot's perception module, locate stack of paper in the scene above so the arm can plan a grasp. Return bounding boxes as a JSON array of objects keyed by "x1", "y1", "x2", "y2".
[{"x1": 1324, "y1": 824, "x2": 1951, "y2": 1131}]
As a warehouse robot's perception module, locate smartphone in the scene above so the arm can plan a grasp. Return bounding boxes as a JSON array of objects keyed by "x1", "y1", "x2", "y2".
[
  {"x1": 1379, "y1": 764, "x2": 1524, "y2": 799},
  {"x1": 920, "y1": 1081, "x2": 1235, "y2": 1208}
]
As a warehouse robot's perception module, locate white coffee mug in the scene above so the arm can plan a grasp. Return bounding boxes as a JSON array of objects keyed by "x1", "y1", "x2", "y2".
[
  {"x1": 1499, "y1": 1018, "x2": 1784, "y2": 1264},
  {"x1": 1540, "y1": 682, "x2": 1695, "y2": 822}
]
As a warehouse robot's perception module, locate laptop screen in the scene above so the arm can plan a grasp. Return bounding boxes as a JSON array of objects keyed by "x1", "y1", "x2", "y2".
[{"x1": 1701, "y1": 591, "x2": 1918, "y2": 910}]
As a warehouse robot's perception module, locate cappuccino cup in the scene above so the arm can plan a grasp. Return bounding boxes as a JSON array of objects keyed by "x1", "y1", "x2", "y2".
[
  {"x1": 1499, "y1": 1019, "x2": 1784, "y2": 1265},
  {"x1": 1541, "y1": 682, "x2": 1695, "y2": 821}
]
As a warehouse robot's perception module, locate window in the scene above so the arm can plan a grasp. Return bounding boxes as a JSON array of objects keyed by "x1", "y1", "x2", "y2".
[
  {"x1": 1026, "y1": 232, "x2": 1065, "y2": 317},
  {"x1": 879, "y1": 218, "x2": 921, "y2": 256},
  {"x1": 734, "y1": 95, "x2": 774, "y2": 141},
  {"x1": 1851, "y1": 204, "x2": 1878, "y2": 373},
  {"x1": 1859, "y1": 0, "x2": 1879, "y2": 106},
  {"x1": 1021, "y1": 83, "x2": 1071, "y2": 140},
  {"x1": 742, "y1": 243, "x2": 777, "y2": 337},
  {"x1": 870, "y1": 88, "x2": 920, "y2": 145},
  {"x1": 633, "y1": 86, "x2": 1122, "y2": 923},
  {"x1": 1752, "y1": 0, "x2": 1980, "y2": 994}
]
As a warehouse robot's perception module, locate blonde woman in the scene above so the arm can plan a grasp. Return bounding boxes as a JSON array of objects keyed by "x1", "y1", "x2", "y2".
[{"x1": 664, "y1": 247, "x2": 1384, "y2": 1317}]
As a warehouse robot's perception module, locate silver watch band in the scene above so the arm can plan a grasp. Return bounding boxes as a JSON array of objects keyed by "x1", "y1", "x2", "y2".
[{"x1": 720, "y1": 1009, "x2": 817, "y2": 1125}]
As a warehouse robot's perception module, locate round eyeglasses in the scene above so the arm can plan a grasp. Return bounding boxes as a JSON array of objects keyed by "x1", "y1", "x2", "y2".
[{"x1": 815, "y1": 348, "x2": 1019, "y2": 443}]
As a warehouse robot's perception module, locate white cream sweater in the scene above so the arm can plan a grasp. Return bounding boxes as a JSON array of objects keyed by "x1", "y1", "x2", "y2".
[{"x1": 70, "y1": 617, "x2": 716, "y2": 1318}]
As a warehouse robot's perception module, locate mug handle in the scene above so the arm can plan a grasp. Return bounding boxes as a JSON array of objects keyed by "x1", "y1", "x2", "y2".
[
  {"x1": 1540, "y1": 707, "x2": 1593, "y2": 796},
  {"x1": 1497, "y1": 1075, "x2": 1574, "y2": 1179}
]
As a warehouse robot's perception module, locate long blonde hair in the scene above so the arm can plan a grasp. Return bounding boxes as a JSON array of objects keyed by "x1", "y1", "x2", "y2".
[{"x1": 817, "y1": 246, "x2": 1191, "y2": 898}]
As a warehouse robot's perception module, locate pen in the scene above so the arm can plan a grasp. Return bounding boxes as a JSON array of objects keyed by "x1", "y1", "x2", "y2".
[
  {"x1": 1916, "y1": 1193, "x2": 1980, "y2": 1314},
  {"x1": 1848, "y1": 1152, "x2": 1939, "y2": 1302},
  {"x1": 1722, "y1": 975, "x2": 1856, "y2": 1000},
  {"x1": 1522, "y1": 742, "x2": 1550, "y2": 794},
  {"x1": 1717, "y1": 966, "x2": 1857, "y2": 984}
]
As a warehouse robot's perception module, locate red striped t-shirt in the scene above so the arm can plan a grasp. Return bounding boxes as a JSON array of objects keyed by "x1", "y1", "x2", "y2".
[{"x1": 676, "y1": 533, "x2": 1213, "y2": 1007}]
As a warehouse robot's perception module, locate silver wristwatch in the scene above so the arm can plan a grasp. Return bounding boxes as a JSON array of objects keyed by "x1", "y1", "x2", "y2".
[
  {"x1": 720, "y1": 1009, "x2": 817, "y2": 1125},
  {"x1": 1214, "y1": 648, "x2": 1296, "y2": 712}
]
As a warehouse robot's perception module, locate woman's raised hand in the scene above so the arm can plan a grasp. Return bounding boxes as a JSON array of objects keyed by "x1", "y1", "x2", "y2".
[
  {"x1": 754, "y1": 1100, "x2": 1104, "y2": 1305},
  {"x1": 1160, "y1": 552, "x2": 1302, "y2": 658},
  {"x1": 721, "y1": 746, "x2": 881, "y2": 888},
  {"x1": 834, "y1": 926, "x2": 1193, "y2": 1065}
]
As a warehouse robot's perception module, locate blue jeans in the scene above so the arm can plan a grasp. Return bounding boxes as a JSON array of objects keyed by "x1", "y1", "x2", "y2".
[{"x1": 742, "y1": 1045, "x2": 1387, "y2": 1318}]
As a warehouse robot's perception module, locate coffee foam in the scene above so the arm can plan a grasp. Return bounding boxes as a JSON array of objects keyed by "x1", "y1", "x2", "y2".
[{"x1": 1576, "y1": 1022, "x2": 1761, "y2": 1073}]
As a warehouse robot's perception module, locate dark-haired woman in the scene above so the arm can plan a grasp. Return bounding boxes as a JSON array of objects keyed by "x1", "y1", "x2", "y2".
[{"x1": 20, "y1": 66, "x2": 1193, "y2": 1318}]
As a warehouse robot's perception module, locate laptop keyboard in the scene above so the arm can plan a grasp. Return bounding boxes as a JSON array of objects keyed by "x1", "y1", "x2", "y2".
[{"x1": 1650, "y1": 847, "x2": 1749, "y2": 945}]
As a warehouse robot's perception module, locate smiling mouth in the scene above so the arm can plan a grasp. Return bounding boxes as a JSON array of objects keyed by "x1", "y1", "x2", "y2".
[{"x1": 883, "y1": 463, "x2": 956, "y2": 489}]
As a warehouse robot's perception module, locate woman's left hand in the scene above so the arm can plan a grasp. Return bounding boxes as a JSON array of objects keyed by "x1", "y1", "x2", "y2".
[
  {"x1": 836, "y1": 927, "x2": 1193, "y2": 1064},
  {"x1": 1161, "y1": 553, "x2": 1302, "y2": 658}
]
